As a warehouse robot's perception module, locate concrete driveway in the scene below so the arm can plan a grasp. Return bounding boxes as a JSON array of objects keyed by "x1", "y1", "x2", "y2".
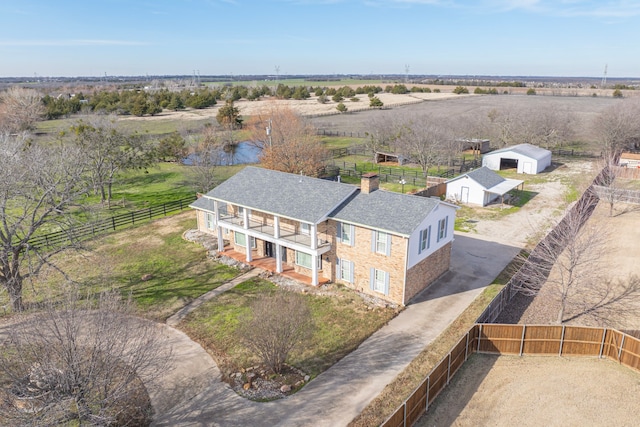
[{"x1": 151, "y1": 231, "x2": 521, "y2": 427}]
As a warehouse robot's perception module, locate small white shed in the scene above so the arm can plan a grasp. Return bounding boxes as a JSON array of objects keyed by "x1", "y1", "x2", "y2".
[
  {"x1": 446, "y1": 167, "x2": 524, "y2": 206},
  {"x1": 482, "y1": 143, "x2": 551, "y2": 174}
]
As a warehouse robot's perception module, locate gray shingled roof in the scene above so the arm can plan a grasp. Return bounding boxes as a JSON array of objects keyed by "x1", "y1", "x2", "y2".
[
  {"x1": 196, "y1": 166, "x2": 358, "y2": 224},
  {"x1": 190, "y1": 196, "x2": 215, "y2": 211},
  {"x1": 330, "y1": 190, "x2": 440, "y2": 236},
  {"x1": 488, "y1": 143, "x2": 551, "y2": 160},
  {"x1": 466, "y1": 167, "x2": 505, "y2": 189}
]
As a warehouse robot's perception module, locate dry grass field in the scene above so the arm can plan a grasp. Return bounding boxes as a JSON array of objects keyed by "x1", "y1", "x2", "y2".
[{"x1": 417, "y1": 353, "x2": 640, "y2": 427}]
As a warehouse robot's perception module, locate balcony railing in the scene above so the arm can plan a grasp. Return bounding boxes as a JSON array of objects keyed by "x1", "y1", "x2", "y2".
[{"x1": 218, "y1": 214, "x2": 330, "y2": 249}]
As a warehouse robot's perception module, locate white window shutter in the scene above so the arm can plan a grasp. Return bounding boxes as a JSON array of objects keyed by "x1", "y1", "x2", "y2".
[
  {"x1": 384, "y1": 271, "x2": 390, "y2": 295},
  {"x1": 336, "y1": 222, "x2": 341, "y2": 239},
  {"x1": 349, "y1": 261, "x2": 354, "y2": 283},
  {"x1": 418, "y1": 229, "x2": 423, "y2": 254},
  {"x1": 371, "y1": 230, "x2": 376, "y2": 252},
  {"x1": 445, "y1": 216, "x2": 449, "y2": 238},
  {"x1": 428, "y1": 226, "x2": 431, "y2": 249},
  {"x1": 350, "y1": 225, "x2": 355, "y2": 246},
  {"x1": 385, "y1": 233, "x2": 391, "y2": 256}
]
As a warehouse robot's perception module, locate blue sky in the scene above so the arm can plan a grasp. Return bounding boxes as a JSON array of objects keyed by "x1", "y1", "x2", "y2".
[{"x1": 1, "y1": 0, "x2": 639, "y2": 78}]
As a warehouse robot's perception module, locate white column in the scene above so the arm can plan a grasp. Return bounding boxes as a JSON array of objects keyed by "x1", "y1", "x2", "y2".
[
  {"x1": 311, "y1": 254, "x2": 318, "y2": 286},
  {"x1": 275, "y1": 244, "x2": 283, "y2": 273},
  {"x1": 310, "y1": 223, "x2": 318, "y2": 249},
  {"x1": 213, "y1": 201, "x2": 224, "y2": 251},
  {"x1": 243, "y1": 208, "x2": 249, "y2": 230},
  {"x1": 245, "y1": 236, "x2": 252, "y2": 262},
  {"x1": 274, "y1": 216, "x2": 280, "y2": 238}
]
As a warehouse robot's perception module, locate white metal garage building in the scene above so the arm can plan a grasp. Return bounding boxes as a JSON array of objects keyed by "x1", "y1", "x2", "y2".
[{"x1": 482, "y1": 143, "x2": 552, "y2": 174}]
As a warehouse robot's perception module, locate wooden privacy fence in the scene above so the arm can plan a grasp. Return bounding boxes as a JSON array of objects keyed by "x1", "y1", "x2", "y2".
[
  {"x1": 29, "y1": 196, "x2": 196, "y2": 250},
  {"x1": 381, "y1": 324, "x2": 640, "y2": 427}
]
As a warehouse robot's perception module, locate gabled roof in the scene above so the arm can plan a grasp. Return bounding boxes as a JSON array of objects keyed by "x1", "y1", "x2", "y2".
[
  {"x1": 446, "y1": 167, "x2": 523, "y2": 197},
  {"x1": 194, "y1": 166, "x2": 358, "y2": 224},
  {"x1": 463, "y1": 167, "x2": 505, "y2": 189},
  {"x1": 486, "y1": 143, "x2": 551, "y2": 160},
  {"x1": 330, "y1": 190, "x2": 443, "y2": 237}
]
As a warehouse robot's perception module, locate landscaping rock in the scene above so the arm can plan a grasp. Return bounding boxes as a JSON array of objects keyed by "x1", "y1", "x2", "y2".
[{"x1": 280, "y1": 384, "x2": 291, "y2": 393}]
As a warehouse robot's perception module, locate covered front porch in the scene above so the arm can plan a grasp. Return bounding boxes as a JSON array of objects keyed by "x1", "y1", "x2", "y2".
[{"x1": 219, "y1": 246, "x2": 330, "y2": 286}]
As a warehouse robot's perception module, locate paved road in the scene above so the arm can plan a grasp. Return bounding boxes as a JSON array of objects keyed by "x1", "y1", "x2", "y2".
[{"x1": 150, "y1": 232, "x2": 521, "y2": 427}]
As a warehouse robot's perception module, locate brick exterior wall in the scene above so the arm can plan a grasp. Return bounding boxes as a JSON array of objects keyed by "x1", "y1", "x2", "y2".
[
  {"x1": 330, "y1": 220, "x2": 408, "y2": 305},
  {"x1": 195, "y1": 206, "x2": 449, "y2": 306},
  {"x1": 404, "y1": 242, "x2": 452, "y2": 304}
]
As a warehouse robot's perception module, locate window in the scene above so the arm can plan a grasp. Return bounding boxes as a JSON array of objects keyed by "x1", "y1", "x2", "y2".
[
  {"x1": 218, "y1": 202, "x2": 228, "y2": 216},
  {"x1": 300, "y1": 223, "x2": 311, "y2": 235},
  {"x1": 437, "y1": 217, "x2": 448, "y2": 242},
  {"x1": 234, "y1": 232, "x2": 256, "y2": 248},
  {"x1": 234, "y1": 232, "x2": 246, "y2": 247},
  {"x1": 337, "y1": 222, "x2": 354, "y2": 246},
  {"x1": 295, "y1": 251, "x2": 320, "y2": 270},
  {"x1": 206, "y1": 213, "x2": 215, "y2": 230},
  {"x1": 237, "y1": 206, "x2": 244, "y2": 216},
  {"x1": 338, "y1": 259, "x2": 354, "y2": 283},
  {"x1": 372, "y1": 231, "x2": 391, "y2": 256},
  {"x1": 370, "y1": 268, "x2": 389, "y2": 295},
  {"x1": 419, "y1": 226, "x2": 431, "y2": 253}
]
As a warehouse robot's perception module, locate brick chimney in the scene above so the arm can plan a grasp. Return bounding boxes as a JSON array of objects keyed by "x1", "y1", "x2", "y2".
[{"x1": 361, "y1": 173, "x2": 379, "y2": 194}]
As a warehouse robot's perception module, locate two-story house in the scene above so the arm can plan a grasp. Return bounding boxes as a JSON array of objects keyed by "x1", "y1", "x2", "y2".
[{"x1": 190, "y1": 166, "x2": 458, "y2": 306}]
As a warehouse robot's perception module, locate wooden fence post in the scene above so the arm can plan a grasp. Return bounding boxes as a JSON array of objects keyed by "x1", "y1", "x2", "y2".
[{"x1": 477, "y1": 324, "x2": 483, "y2": 352}]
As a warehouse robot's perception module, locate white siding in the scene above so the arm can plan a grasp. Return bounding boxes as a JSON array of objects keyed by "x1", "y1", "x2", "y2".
[
  {"x1": 446, "y1": 176, "x2": 498, "y2": 207},
  {"x1": 483, "y1": 148, "x2": 551, "y2": 175},
  {"x1": 406, "y1": 204, "x2": 457, "y2": 269}
]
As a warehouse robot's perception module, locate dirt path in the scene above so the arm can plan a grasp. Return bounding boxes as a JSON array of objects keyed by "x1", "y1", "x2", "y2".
[
  {"x1": 417, "y1": 353, "x2": 640, "y2": 427},
  {"x1": 471, "y1": 160, "x2": 597, "y2": 247}
]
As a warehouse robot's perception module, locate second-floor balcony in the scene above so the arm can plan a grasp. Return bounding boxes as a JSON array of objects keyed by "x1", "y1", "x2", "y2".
[{"x1": 218, "y1": 213, "x2": 330, "y2": 249}]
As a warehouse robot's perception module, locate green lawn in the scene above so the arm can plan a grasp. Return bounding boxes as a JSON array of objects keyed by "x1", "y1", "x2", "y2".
[
  {"x1": 13, "y1": 212, "x2": 241, "y2": 321},
  {"x1": 181, "y1": 278, "x2": 398, "y2": 378}
]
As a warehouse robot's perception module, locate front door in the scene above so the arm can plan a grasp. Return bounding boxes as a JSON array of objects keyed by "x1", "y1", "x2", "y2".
[
  {"x1": 461, "y1": 186, "x2": 470, "y2": 203},
  {"x1": 265, "y1": 241, "x2": 274, "y2": 258}
]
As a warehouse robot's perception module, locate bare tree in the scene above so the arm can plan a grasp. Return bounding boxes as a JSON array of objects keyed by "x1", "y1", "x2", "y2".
[
  {"x1": 0, "y1": 133, "x2": 89, "y2": 312},
  {"x1": 486, "y1": 108, "x2": 520, "y2": 147},
  {"x1": 188, "y1": 124, "x2": 223, "y2": 193},
  {"x1": 594, "y1": 155, "x2": 629, "y2": 216},
  {"x1": 246, "y1": 103, "x2": 327, "y2": 176},
  {"x1": 238, "y1": 292, "x2": 313, "y2": 374},
  {"x1": 514, "y1": 201, "x2": 640, "y2": 324},
  {"x1": 592, "y1": 99, "x2": 640, "y2": 157},
  {"x1": 71, "y1": 116, "x2": 156, "y2": 207},
  {"x1": 0, "y1": 288, "x2": 172, "y2": 426},
  {"x1": 395, "y1": 115, "x2": 453, "y2": 177},
  {"x1": 0, "y1": 87, "x2": 44, "y2": 132},
  {"x1": 527, "y1": 107, "x2": 575, "y2": 149},
  {"x1": 363, "y1": 113, "x2": 402, "y2": 160}
]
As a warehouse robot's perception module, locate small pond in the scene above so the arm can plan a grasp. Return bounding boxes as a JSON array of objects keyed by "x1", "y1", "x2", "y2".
[{"x1": 183, "y1": 141, "x2": 262, "y2": 166}]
